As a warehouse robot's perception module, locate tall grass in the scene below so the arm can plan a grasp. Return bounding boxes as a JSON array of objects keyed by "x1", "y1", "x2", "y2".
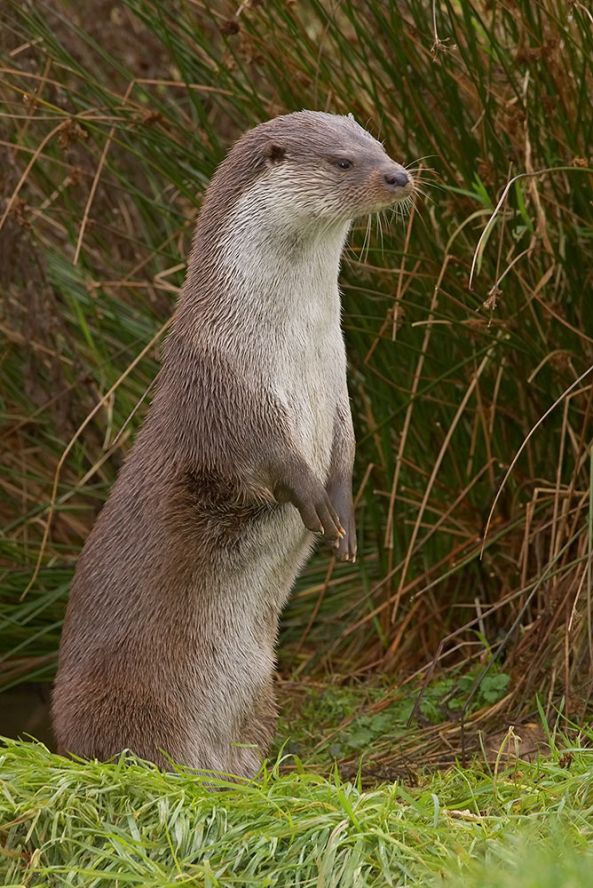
[{"x1": 1, "y1": 0, "x2": 593, "y2": 735}]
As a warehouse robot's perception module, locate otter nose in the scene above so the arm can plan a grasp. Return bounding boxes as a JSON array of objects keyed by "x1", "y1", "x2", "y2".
[{"x1": 384, "y1": 169, "x2": 410, "y2": 188}]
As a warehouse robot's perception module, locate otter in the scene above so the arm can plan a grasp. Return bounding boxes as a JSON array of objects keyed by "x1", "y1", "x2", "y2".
[{"x1": 52, "y1": 111, "x2": 413, "y2": 776}]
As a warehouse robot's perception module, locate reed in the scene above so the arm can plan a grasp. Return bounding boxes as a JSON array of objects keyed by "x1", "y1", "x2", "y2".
[{"x1": 1, "y1": 0, "x2": 593, "y2": 735}]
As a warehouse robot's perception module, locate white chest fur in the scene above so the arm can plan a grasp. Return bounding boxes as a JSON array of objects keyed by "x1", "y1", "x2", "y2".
[
  {"x1": 217, "y1": 185, "x2": 350, "y2": 478},
  {"x1": 271, "y1": 249, "x2": 346, "y2": 476}
]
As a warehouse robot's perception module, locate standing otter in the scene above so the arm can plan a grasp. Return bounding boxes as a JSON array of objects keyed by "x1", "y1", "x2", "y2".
[{"x1": 52, "y1": 111, "x2": 413, "y2": 776}]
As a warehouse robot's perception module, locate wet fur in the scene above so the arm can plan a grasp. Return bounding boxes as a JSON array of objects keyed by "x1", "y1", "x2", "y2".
[{"x1": 52, "y1": 111, "x2": 411, "y2": 775}]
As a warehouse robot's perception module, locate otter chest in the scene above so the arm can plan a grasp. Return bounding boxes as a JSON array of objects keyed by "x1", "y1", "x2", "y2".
[
  {"x1": 219, "y1": 213, "x2": 349, "y2": 478},
  {"x1": 272, "y1": 278, "x2": 346, "y2": 478}
]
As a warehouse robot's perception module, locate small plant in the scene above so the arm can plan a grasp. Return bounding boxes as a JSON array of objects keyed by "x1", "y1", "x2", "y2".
[{"x1": 419, "y1": 670, "x2": 511, "y2": 724}]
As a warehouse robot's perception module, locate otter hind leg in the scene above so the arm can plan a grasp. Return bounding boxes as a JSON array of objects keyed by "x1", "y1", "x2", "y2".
[
  {"x1": 53, "y1": 666, "x2": 279, "y2": 778},
  {"x1": 224, "y1": 678, "x2": 278, "y2": 779},
  {"x1": 52, "y1": 678, "x2": 196, "y2": 770}
]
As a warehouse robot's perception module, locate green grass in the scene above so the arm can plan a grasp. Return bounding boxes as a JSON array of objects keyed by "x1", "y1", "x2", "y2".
[
  {"x1": 2, "y1": 3, "x2": 593, "y2": 883},
  {"x1": 1, "y1": 733, "x2": 592, "y2": 887},
  {"x1": 445, "y1": 833, "x2": 593, "y2": 888}
]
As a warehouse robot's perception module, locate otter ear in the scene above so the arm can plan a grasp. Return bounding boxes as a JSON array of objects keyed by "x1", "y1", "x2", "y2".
[{"x1": 263, "y1": 141, "x2": 286, "y2": 165}]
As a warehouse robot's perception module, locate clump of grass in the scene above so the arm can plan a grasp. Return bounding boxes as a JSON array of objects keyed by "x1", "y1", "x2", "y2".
[
  {"x1": 443, "y1": 830, "x2": 593, "y2": 888},
  {"x1": 275, "y1": 668, "x2": 512, "y2": 773},
  {"x1": 1, "y1": 733, "x2": 593, "y2": 887},
  {"x1": 1, "y1": 0, "x2": 593, "y2": 743}
]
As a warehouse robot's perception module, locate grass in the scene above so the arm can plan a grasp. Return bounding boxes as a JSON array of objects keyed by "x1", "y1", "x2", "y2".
[
  {"x1": 2, "y1": 2, "x2": 593, "y2": 882},
  {"x1": 2, "y1": 727, "x2": 593, "y2": 887},
  {"x1": 2, "y1": 0, "x2": 593, "y2": 719},
  {"x1": 274, "y1": 667, "x2": 515, "y2": 776},
  {"x1": 445, "y1": 834, "x2": 593, "y2": 888}
]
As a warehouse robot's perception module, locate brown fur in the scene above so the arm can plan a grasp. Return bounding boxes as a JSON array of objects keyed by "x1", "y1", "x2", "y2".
[{"x1": 52, "y1": 111, "x2": 412, "y2": 775}]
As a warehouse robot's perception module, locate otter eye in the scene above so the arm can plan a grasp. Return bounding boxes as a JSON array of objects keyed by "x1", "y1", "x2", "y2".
[{"x1": 335, "y1": 158, "x2": 353, "y2": 170}]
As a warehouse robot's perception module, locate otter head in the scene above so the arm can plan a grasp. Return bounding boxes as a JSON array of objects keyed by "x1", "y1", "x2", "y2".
[
  {"x1": 206, "y1": 110, "x2": 413, "y2": 239},
  {"x1": 256, "y1": 110, "x2": 412, "y2": 226}
]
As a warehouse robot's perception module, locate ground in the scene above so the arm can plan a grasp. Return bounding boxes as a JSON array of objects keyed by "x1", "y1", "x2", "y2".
[{"x1": 1, "y1": 677, "x2": 592, "y2": 887}]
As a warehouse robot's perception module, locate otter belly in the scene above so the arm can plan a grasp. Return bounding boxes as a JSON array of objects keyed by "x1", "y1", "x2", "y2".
[{"x1": 183, "y1": 501, "x2": 312, "y2": 740}]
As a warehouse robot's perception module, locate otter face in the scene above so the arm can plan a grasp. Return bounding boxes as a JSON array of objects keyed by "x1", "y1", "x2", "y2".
[{"x1": 254, "y1": 110, "x2": 413, "y2": 226}]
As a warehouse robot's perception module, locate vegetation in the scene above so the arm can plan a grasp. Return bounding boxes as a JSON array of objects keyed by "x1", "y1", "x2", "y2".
[
  {"x1": 3, "y1": 0, "x2": 593, "y2": 721},
  {"x1": 2, "y1": 723, "x2": 593, "y2": 886},
  {"x1": 1, "y1": 0, "x2": 593, "y2": 883}
]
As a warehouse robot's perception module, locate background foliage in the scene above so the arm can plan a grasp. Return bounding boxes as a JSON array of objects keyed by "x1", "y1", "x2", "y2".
[{"x1": 2, "y1": 0, "x2": 593, "y2": 739}]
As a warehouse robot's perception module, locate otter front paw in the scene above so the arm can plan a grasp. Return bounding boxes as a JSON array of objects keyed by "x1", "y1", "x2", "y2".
[
  {"x1": 274, "y1": 472, "x2": 345, "y2": 542},
  {"x1": 293, "y1": 484, "x2": 345, "y2": 543},
  {"x1": 326, "y1": 482, "x2": 357, "y2": 563},
  {"x1": 336, "y1": 510, "x2": 357, "y2": 562}
]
